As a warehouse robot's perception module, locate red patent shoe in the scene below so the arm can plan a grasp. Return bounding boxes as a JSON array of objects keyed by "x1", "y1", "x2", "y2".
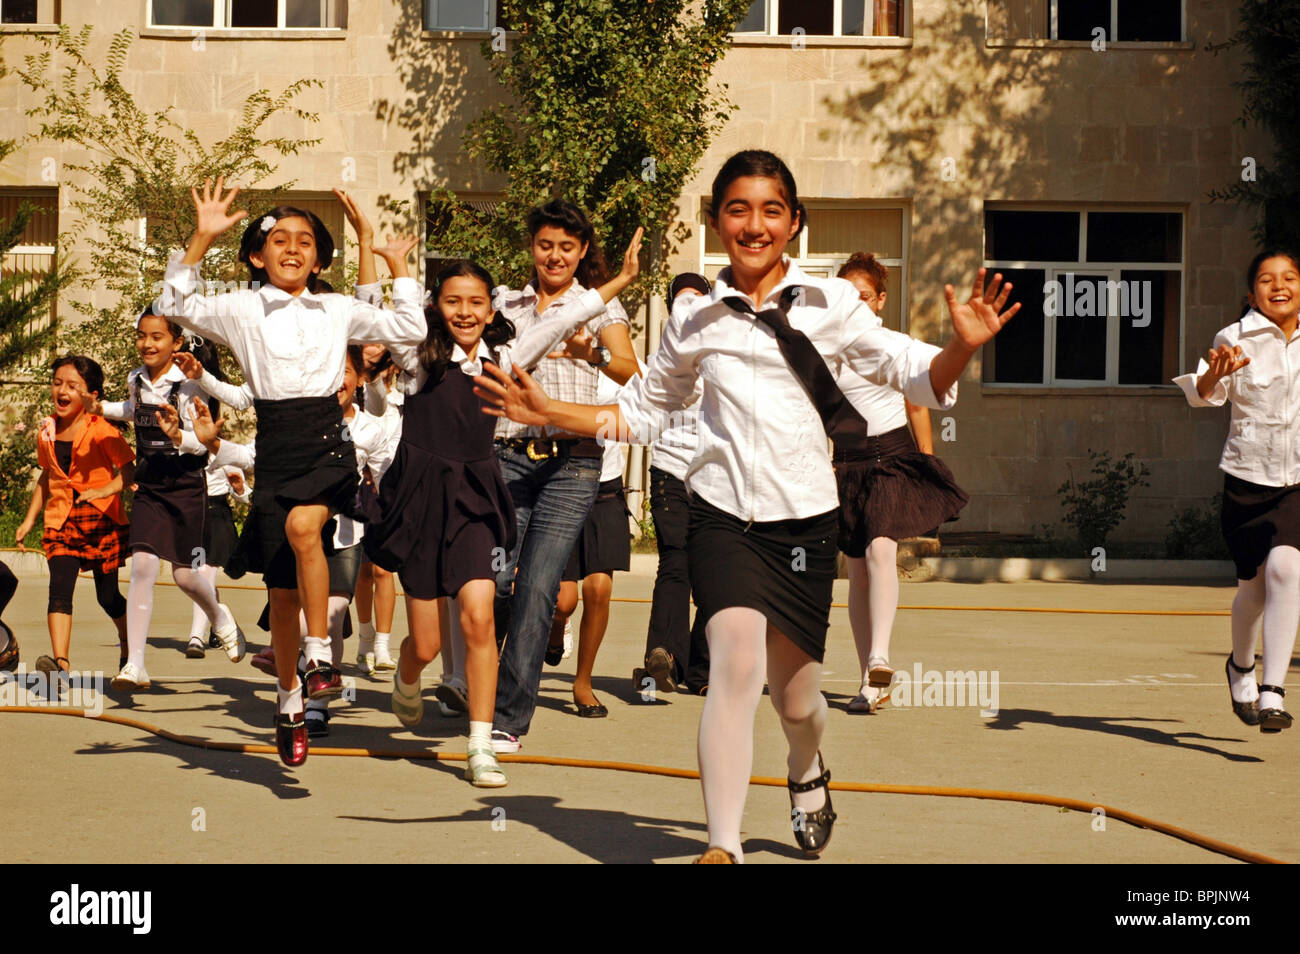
[
  {"x1": 276, "y1": 710, "x2": 308, "y2": 766},
  {"x1": 303, "y1": 658, "x2": 343, "y2": 700}
]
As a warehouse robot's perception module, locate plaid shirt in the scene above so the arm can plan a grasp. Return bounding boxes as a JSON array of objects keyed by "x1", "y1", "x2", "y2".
[{"x1": 494, "y1": 280, "x2": 629, "y2": 440}]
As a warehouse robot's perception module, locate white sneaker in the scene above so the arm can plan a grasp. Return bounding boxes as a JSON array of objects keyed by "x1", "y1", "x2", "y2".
[
  {"x1": 213, "y1": 604, "x2": 247, "y2": 663},
  {"x1": 360, "y1": 652, "x2": 377, "y2": 677},
  {"x1": 490, "y1": 729, "x2": 521, "y2": 753},
  {"x1": 562, "y1": 619, "x2": 573, "y2": 659},
  {"x1": 373, "y1": 639, "x2": 396, "y2": 672},
  {"x1": 111, "y1": 662, "x2": 151, "y2": 692}
]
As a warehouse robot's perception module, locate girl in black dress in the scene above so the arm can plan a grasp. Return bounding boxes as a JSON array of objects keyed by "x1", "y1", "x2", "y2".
[{"x1": 366, "y1": 229, "x2": 642, "y2": 787}]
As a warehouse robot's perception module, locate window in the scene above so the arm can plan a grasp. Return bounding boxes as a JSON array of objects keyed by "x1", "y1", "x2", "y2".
[
  {"x1": 1051, "y1": 0, "x2": 1182, "y2": 42},
  {"x1": 2, "y1": 0, "x2": 55, "y2": 24},
  {"x1": 424, "y1": 0, "x2": 504, "y2": 31},
  {"x1": 982, "y1": 207, "x2": 1182, "y2": 387},
  {"x1": 735, "y1": 0, "x2": 905, "y2": 38},
  {"x1": 0, "y1": 188, "x2": 59, "y2": 340},
  {"x1": 149, "y1": 0, "x2": 346, "y2": 29},
  {"x1": 701, "y1": 203, "x2": 908, "y2": 331}
]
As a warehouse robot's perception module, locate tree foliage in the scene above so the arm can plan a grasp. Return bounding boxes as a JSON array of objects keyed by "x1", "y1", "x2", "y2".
[
  {"x1": 15, "y1": 26, "x2": 321, "y2": 391},
  {"x1": 427, "y1": 0, "x2": 755, "y2": 314},
  {"x1": 1209, "y1": 1, "x2": 1300, "y2": 249}
]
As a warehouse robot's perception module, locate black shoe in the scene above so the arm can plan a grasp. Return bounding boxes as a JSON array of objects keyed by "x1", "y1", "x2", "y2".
[
  {"x1": 1259, "y1": 684, "x2": 1293, "y2": 733},
  {"x1": 207, "y1": 628, "x2": 221, "y2": 650},
  {"x1": 1225, "y1": 655, "x2": 1260, "y2": 726},
  {"x1": 574, "y1": 694, "x2": 608, "y2": 718},
  {"x1": 305, "y1": 708, "x2": 331, "y2": 738},
  {"x1": 788, "y1": 752, "x2": 836, "y2": 857},
  {"x1": 0, "y1": 623, "x2": 18, "y2": 673},
  {"x1": 544, "y1": 642, "x2": 564, "y2": 666}
]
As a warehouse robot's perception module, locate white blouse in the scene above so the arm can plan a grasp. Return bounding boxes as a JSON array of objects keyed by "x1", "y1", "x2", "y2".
[
  {"x1": 1173, "y1": 309, "x2": 1300, "y2": 487},
  {"x1": 155, "y1": 257, "x2": 426, "y2": 400},
  {"x1": 616, "y1": 259, "x2": 956, "y2": 522}
]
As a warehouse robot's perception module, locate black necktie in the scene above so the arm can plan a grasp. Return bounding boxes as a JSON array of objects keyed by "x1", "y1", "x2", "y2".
[{"x1": 723, "y1": 287, "x2": 867, "y2": 440}]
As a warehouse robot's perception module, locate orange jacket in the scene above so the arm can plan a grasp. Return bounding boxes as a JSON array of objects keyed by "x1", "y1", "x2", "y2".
[{"x1": 37, "y1": 414, "x2": 135, "y2": 529}]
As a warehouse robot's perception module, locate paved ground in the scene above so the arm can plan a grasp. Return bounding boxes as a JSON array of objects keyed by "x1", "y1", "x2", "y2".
[{"x1": 0, "y1": 559, "x2": 1292, "y2": 864}]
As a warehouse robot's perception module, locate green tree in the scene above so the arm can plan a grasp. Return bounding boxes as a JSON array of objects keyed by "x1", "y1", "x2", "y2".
[
  {"x1": 15, "y1": 26, "x2": 322, "y2": 391},
  {"x1": 426, "y1": 0, "x2": 755, "y2": 313},
  {"x1": 1209, "y1": 2, "x2": 1300, "y2": 248}
]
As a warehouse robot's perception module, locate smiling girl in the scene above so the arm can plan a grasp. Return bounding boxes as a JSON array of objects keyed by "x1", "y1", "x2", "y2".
[
  {"x1": 1175, "y1": 249, "x2": 1300, "y2": 734},
  {"x1": 476, "y1": 150, "x2": 1018, "y2": 862}
]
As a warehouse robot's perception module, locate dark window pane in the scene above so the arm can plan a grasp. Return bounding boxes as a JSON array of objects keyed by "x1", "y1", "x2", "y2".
[
  {"x1": 1086, "y1": 212, "x2": 1181, "y2": 263},
  {"x1": 2, "y1": 0, "x2": 37, "y2": 23},
  {"x1": 1056, "y1": 0, "x2": 1109, "y2": 40},
  {"x1": 425, "y1": 0, "x2": 487, "y2": 29},
  {"x1": 985, "y1": 210, "x2": 1079, "y2": 262},
  {"x1": 841, "y1": 0, "x2": 866, "y2": 35},
  {"x1": 1053, "y1": 274, "x2": 1108, "y2": 380},
  {"x1": 285, "y1": 0, "x2": 321, "y2": 27},
  {"x1": 990, "y1": 268, "x2": 1045, "y2": 383},
  {"x1": 230, "y1": 0, "x2": 277, "y2": 28},
  {"x1": 151, "y1": 0, "x2": 211, "y2": 26},
  {"x1": 1117, "y1": 0, "x2": 1180, "y2": 41},
  {"x1": 734, "y1": 0, "x2": 765, "y2": 31},
  {"x1": 780, "y1": 0, "x2": 833, "y2": 36},
  {"x1": 1118, "y1": 269, "x2": 1179, "y2": 385}
]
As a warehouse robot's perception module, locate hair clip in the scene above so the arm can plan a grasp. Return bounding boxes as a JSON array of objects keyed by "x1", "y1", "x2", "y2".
[
  {"x1": 260, "y1": 215, "x2": 276, "y2": 233},
  {"x1": 422, "y1": 289, "x2": 433, "y2": 306}
]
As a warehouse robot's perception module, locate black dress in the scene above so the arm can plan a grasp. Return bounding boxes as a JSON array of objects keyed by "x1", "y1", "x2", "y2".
[
  {"x1": 364, "y1": 358, "x2": 516, "y2": 600},
  {"x1": 128, "y1": 378, "x2": 207, "y2": 566}
]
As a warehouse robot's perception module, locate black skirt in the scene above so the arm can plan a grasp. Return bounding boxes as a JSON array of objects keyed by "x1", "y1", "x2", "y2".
[
  {"x1": 241, "y1": 396, "x2": 357, "y2": 590},
  {"x1": 129, "y1": 451, "x2": 207, "y2": 566},
  {"x1": 563, "y1": 477, "x2": 632, "y2": 580},
  {"x1": 833, "y1": 426, "x2": 969, "y2": 557},
  {"x1": 687, "y1": 493, "x2": 838, "y2": 663},
  {"x1": 1221, "y1": 473, "x2": 1300, "y2": 580},
  {"x1": 203, "y1": 495, "x2": 239, "y2": 569}
]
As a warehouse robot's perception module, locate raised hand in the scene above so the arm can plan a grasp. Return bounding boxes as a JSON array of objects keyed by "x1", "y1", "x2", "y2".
[
  {"x1": 373, "y1": 234, "x2": 419, "y2": 265},
  {"x1": 617, "y1": 227, "x2": 645, "y2": 283},
  {"x1": 76, "y1": 384, "x2": 103, "y2": 417},
  {"x1": 191, "y1": 176, "x2": 247, "y2": 240},
  {"x1": 155, "y1": 403, "x2": 184, "y2": 447},
  {"x1": 335, "y1": 188, "x2": 374, "y2": 247},
  {"x1": 548, "y1": 328, "x2": 599, "y2": 364},
  {"x1": 173, "y1": 351, "x2": 203, "y2": 380},
  {"x1": 189, "y1": 396, "x2": 225, "y2": 449},
  {"x1": 227, "y1": 470, "x2": 247, "y2": 495},
  {"x1": 1204, "y1": 344, "x2": 1250, "y2": 382},
  {"x1": 945, "y1": 268, "x2": 1020, "y2": 351},
  {"x1": 473, "y1": 362, "x2": 551, "y2": 427}
]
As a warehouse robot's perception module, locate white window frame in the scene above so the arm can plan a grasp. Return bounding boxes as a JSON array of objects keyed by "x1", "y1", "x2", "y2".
[
  {"x1": 733, "y1": 0, "x2": 909, "y2": 37},
  {"x1": 147, "y1": 0, "x2": 344, "y2": 30},
  {"x1": 1049, "y1": 0, "x2": 1185, "y2": 43},
  {"x1": 983, "y1": 205, "x2": 1184, "y2": 389},
  {"x1": 423, "y1": 0, "x2": 493, "y2": 31},
  {"x1": 700, "y1": 199, "x2": 910, "y2": 331}
]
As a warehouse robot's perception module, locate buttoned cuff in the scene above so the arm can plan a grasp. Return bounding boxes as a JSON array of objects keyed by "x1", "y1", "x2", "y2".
[
  {"x1": 355, "y1": 281, "x2": 384, "y2": 306},
  {"x1": 1173, "y1": 361, "x2": 1227, "y2": 407}
]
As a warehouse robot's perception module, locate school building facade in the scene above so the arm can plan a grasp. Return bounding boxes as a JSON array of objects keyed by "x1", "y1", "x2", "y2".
[{"x1": 0, "y1": 1, "x2": 1266, "y2": 545}]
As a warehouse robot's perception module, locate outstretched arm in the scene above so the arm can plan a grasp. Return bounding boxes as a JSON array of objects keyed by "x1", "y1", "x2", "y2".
[{"x1": 929, "y1": 268, "x2": 1020, "y2": 399}]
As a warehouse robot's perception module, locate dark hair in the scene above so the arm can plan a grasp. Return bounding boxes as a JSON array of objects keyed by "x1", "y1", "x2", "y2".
[
  {"x1": 707, "y1": 150, "x2": 807, "y2": 239},
  {"x1": 838, "y1": 252, "x2": 888, "y2": 292},
  {"x1": 669, "y1": 272, "x2": 711, "y2": 300},
  {"x1": 345, "y1": 344, "x2": 364, "y2": 375},
  {"x1": 417, "y1": 260, "x2": 516, "y2": 384},
  {"x1": 1246, "y1": 248, "x2": 1300, "y2": 290},
  {"x1": 51, "y1": 354, "x2": 105, "y2": 400},
  {"x1": 238, "y1": 206, "x2": 336, "y2": 293},
  {"x1": 526, "y1": 199, "x2": 609, "y2": 289},
  {"x1": 138, "y1": 306, "x2": 183, "y2": 341}
]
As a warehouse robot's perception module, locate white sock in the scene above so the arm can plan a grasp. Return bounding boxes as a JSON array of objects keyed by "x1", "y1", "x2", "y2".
[
  {"x1": 469, "y1": 720, "x2": 492, "y2": 748},
  {"x1": 375, "y1": 632, "x2": 391, "y2": 656},
  {"x1": 359, "y1": 620, "x2": 376, "y2": 642},
  {"x1": 277, "y1": 678, "x2": 303, "y2": 715},
  {"x1": 697, "y1": 606, "x2": 767, "y2": 863},
  {"x1": 303, "y1": 635, "x2": 331, "y2": 666},
  {"x1": 1260, "y1": 546, "x2": 1300, "y2": 709},
  {"x1": 306, "y1": 696, "x2": 328, "y2": 715},
  {"x1": 1229, "y1": 575, "x2": 1263, "y2": 703},
  {"x1": 125, "y1": 551, "x2": 161, "y2": 671}
]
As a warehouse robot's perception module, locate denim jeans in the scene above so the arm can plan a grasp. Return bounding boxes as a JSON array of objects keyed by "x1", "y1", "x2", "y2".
[
  {"x1": 643, "y1": 467, "x2": 710, "y2": 691},
  {"x1": 493, "y1": 443, "x2": 601, "y2": 736}
]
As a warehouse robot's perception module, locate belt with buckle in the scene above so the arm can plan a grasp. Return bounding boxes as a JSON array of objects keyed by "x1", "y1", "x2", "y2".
[{"x1": 497, "y1": 437, "x2": 565, "y2": 461}]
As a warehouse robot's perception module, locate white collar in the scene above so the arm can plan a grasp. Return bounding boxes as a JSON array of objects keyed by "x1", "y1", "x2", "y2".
[
  {"x1": 131, "y1": 362, "x2": 187, "y2": 387},
  {"x1": 257, "y1": 282, "x2": 329, "y2": 310},
  {"x1": 711, "y1": 256, "x2": 809, "y2": 310},
  {"x1": 1240, "y1": 308, "x2": 1293, "y2": 338},
  {"x1": 451, "y1": 343, "x2": 483, "y2": 375}
]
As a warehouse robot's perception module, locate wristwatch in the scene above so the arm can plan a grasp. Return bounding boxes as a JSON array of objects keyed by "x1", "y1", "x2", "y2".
[{"x1": 589, "y1": 346, "x2": 612, "y2": 369}]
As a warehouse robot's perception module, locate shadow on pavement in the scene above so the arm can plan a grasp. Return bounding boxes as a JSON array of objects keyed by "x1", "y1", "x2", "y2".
[{"x1": 984, "y1": 707, "x2": 1264, "y2": 762}]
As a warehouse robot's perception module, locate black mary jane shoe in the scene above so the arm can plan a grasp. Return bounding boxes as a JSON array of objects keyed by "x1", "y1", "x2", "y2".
[
  {"x1": 1225, "y1": 655, "x2": 1261, "y2": 726},
  {"x1": 573, "y1": 694, "x2": 608, "y2": 718},
  {"x1": 788, "y1": 751, "x2": 837, "y2": 857},
  {"x1": 1258, "y1": 685, "x2": 1293, "y2": 734}
]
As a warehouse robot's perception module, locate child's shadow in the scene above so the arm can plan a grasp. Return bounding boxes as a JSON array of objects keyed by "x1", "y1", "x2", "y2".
[
  {"x1": 985, "y1": 707, "x2": 1264, "y2": 762},
  {"x1": 74, "y1": 734, "x2": 310, "y2": 799}
]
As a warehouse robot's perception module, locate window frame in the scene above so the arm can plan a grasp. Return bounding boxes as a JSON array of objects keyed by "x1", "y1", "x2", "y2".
[
  {"x1": 982, "y1": 204, "x2": 1185, "y2": 389},
  {"x1": 0, "y1": 187, "x2": 60, "y2": 342},
  {"x1": 422, "y1": 0, "x2": 501, "y2": 33},
  {"x1": 146, "y1": 0, "x2": 345, "y2": 31},
  {"x1": 732, "y1": 0, "x2": 910, "y2": 39},
  {"x1": 699, "y1": 199, "x2": 911, "y2": 332},
  {"x1": 1048, "y1": 0, "x2": 1185, "y2": 43}
]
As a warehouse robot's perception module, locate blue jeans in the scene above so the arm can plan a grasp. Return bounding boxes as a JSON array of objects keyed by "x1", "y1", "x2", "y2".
[{"x1": 493, "y1": 444, "x2": 601, "y2": 736}]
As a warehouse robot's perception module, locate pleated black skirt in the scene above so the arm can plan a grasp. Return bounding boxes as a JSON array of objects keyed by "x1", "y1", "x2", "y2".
[
  {"x1": 203, "y1": 495, "x2": 239, "y2": 569},
  {"x1": 563, "y1": 478, "x2": 632, "y2": 581},
  {"x1": 687, "y1": 493, "x2": 838, "y2": 663},
  {"x1": 129, "y1": 452, "x2": 207, "y2": 566},
  {"x1": 833, "y1": 426, "x2": 969, "y2": 557},
  {"x1": 1221, "y1": 473, "x2": 1300, "y2": 580}
]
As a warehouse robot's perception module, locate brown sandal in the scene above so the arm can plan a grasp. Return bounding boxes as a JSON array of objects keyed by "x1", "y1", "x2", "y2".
[
  {"x1": 0, "y1": 623, "x2": 17, "y2": 673},
  {"x1": 693, "y1": 846, "x2": 738, "y2": 864}
]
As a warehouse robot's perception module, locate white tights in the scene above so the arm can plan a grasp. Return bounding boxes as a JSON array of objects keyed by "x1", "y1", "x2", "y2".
[
  {"x1": 126, "y1": 551, "x2": 227, "y2": 670},
  {"x1": 697, "y1": 606, "x2": 828, "y2": 862},
  {"x1": 846, "y1": 537, "x2": 899, "y2": 687},
  {"x1": 187, "y1": 564, "x2": 221, "y2": 641},
  {"x1": 1230, "y1": 545, "x2": 1300, "y2": 710}
]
